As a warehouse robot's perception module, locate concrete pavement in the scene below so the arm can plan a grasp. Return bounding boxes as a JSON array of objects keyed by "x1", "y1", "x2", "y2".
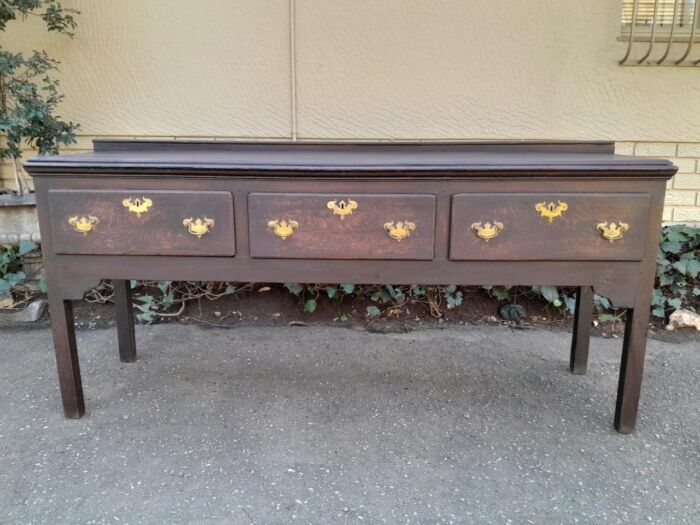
[{"x1": 1, "y1": 323, "x2": 699, "y2": 524}]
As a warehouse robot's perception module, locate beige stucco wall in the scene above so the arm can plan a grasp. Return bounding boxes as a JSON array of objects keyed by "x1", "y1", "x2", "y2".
[{"x1": 3, "y1": 0, "x2": 700, "y2": 221}]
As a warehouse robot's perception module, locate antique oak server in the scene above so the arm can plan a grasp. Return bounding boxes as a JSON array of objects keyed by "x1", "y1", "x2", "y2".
[{"x1": 25, "y1": 140, "x2": 676, "y2": 434}]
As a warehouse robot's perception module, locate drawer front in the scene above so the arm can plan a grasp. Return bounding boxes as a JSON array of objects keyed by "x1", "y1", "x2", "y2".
[
  {"x1": 49, "y1": 189, "x2": 235, "y2": 256},
  {"x1": 248, "y1": 193, "x2": 435, "y2": 260},
  {"x1": 450, "y1": 193, "x2": 650, "y2": 261}
]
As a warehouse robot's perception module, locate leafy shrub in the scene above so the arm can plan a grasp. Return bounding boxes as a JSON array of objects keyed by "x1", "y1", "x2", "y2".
[
  {"x1": 0, "y1": 240, "x2": 39, "y2": 293},
  {"x1": 1, "y1": 0, "x2": 80, "y2": 195},
  {"x1": 652, "y1": 225, "x2": 699, "y2": 318}
]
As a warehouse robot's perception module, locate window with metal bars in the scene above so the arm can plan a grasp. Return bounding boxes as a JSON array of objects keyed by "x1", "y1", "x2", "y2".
[
  {"x1": 620, "y1": 0, "x2": 700, "y2": 64},
  {"x1": 622, "y1": 0, "x2": 699, "y2": 32}
]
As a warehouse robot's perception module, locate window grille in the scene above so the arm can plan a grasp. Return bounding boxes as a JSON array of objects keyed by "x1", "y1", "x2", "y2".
[{"x1": 620, "y1": 0, "x2": 700, "y2": 65}]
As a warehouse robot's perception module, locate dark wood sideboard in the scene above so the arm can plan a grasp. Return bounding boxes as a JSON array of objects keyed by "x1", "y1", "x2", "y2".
[{"x1": 25, "y1": 140, "x2": 677, "y2": 433}]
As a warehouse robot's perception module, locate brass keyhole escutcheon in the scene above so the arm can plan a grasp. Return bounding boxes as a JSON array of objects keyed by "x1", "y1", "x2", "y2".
[
  {"x1": 68, "y1": 215, "x2": 99, "y2": 235},
  {"x1": 535, "y1": 201, "x2": 568, "y2": 223},
  {"x1": 471, "y1": 221, "x2": 503, "y2": 241},
  {"x1": 183, "y1": 217, "x2": 214, "y2": 238},
  {"x1": 268, "y1": 219, "x2": 299, "y2": 240},
  {"x1": 597, "y1": 221, "x2": 629, "y2": 243},
  {"x1": 122, "y1": 197, "x2": 153, "y2": 217},
  {"x1": 327, "y1": 199, "x2": 358, "y2": 220}
]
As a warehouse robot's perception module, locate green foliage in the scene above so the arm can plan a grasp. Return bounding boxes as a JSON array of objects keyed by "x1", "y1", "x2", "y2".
[
  {"x1": 283, "y1": 282, "x2": 356, "y2": 314},
  {"x1": 116, "y1": 281, "x2": 244, "y2": 324},
  {"x1": 0, "y1": 243, "x2": 24, "y2": 292},
  {"x1": 366, "y1": 305, "x2": 381, "y2": 318},
  {"x1": 653, "y1": 225, "x2": 699, "y2": 319},
  {"x1": 482, "y1": 285, "x2": 512, "y2": 301},
  {"x1": 0, "y1": 1, "x2": 78, "y2": 34},
  {"x1": 1, "y1": 0, "x2": 79, "y2": 181}
]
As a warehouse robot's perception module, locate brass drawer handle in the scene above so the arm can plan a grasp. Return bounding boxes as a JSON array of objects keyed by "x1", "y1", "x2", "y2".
[
  {"x1": 327, "y1": 199, "x2": 358, "y2": 220},
  {"x1": 122, "y1": 196, "x2": 153, "y2": 217},
  {"x1": 597, "y1": 221, "x2": 629, "y2": 243},
  {"x1": 471, "y1": 221, "x2": 503, "y2": 241},
  {"x1": 268, "y1": 219, "x2": 299, "y2": 240},
  {"x1": 384, "y1": 220, "x2": 415, "y2": 241},
  {"x1": 535, "y1": 201, "x2": 568, "y2": 223},
  {"x1": 68, "y1": 215, "x2": 99, "y2": 235},
  {"x1": 183, "y1": 217, "x2": 214, "y2": 238}
]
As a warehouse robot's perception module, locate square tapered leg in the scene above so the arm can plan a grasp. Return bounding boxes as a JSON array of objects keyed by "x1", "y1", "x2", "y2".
[
  {"x1": 113, "y1": 279, "x2": 137, "y2": 363},
  {"x1": 614, "y1": 305, "x2": 651, "y2": 434},
  {"x1": 570, "y1": 286, "x2": 594, "y2": 374},
  {"x1": 49, "y1": 297, "x2": 85, "y2": 418}
]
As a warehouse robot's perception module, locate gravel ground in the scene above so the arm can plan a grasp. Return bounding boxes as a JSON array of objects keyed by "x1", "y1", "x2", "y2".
[{"x1": 0, "y1": 323, "x2": 698, "y2": 524}]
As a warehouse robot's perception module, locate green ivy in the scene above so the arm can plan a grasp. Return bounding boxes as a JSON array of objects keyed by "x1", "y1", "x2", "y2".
[
  {"x1": 0, "y1": 240, "x2": 39, "y2": 295},
  {"x1": 652, "y1": 225, "x2": 699, "y2": 318}
]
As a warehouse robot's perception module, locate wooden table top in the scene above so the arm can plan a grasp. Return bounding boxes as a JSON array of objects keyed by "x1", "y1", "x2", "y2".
[{"x1": 25, "y1": 140, "x2": 676, "y2": 177}]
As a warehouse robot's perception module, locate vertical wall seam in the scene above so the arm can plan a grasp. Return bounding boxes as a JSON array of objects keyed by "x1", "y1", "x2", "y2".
[{"x1": 289, "y1": 0, "x2": 298, "y2": 140}]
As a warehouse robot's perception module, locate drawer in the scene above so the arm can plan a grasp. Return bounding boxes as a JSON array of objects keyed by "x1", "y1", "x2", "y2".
[
  {"x1": 248, "y1": 193, "x2": 435, "y2": 260},
  {"x1": 49, "y1": 189, "x2": 235, "y2": 256},
  {"x1": 449, "y1": 193, "x2": 650, "y2": 261}
]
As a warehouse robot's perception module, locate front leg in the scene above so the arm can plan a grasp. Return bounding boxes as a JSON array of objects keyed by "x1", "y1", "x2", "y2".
[
  {"x1": 49, "y1": 297, "x2": 85, "y2": 418},
  {"x1": 614, "y1": 303, "x2": 651, "y2": 434},
  {"x1": 113, "y1": 279, "x2": 137, "y2": 363},
  {"x1": 570, "y1": 286, "x2": 594, "y2": 374}
]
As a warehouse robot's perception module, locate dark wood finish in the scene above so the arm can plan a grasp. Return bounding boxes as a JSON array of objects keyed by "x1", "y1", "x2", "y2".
[
  {"x1": 450, "y1": 193, "x2": 650, "y2": 261},
  {"x1": 25, "y1": 139, "x2": 675, "y2": 176},
  {"x1": 24, "y1": 140, "x2": 677, "y2": 433},
  {"x1": 248, "y1": 193, "x2": 436, "y2": 260},
  {"x1": 48, "y1": 297, "x2": 84, "y2": 418},
  {"x1": 614, "y1": 181, "x2": 665, "y2": 434},
  {"x1": 49, "y1": 189, "x2": 235, "y2": 256},
  {"x1": 570, "y1": 286, "x2": 594, "y2": 374},
  {"x1": 114, "y1": 279, "x2": 136, "y2": 363}
]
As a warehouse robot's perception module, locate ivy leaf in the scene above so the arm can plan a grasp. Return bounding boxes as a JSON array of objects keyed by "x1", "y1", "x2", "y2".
[
  {"x1": 563, "y1": 295, "x2": 576, "y2": 314},
  {"x1": 598, "y1": 314, "x2": 618, "y2": 322},
  {"x1": 325, "y1": 286, "x2": 337, "y2": 299},
  {"x1": 658, "y1": 272, "x2": 674, "y2": 287},
  {"x1": 284, "y1": 283, "x2": 304, "y2": 296},
  {"x1": 340, "y1": 284, "x2": 355, "y2": 294},
  {"x1": 661, "y1": 241, "x2": 682, "y2": 254},
  {"x1": 18, "y1": 240, "x2": 38, "y2": 255},
  {"x1": 4, "y1": 271, "x2": 25, "y2": 288},
  {"x1": 447, "y1": 291, "x2": 463, "y2": 308},
  {"x1": 593, "y1": 294, "x2": 611, "y2": 310},
  {"x1": 0, "y1": 279, "x2": 10, "y2": 293},
  {"x1": 686, "y1": 259, "x2": 700, "y2": 278},
  {"x1": 488, "y1": 286, "x2": 511, "y2": 301},
  {"x1": 664, "y1": 230, "x2": 687, "y2": 243},
  {"x1": 225, "y1": 284, "x2": 237, "y2": 294},
  {"x1": 651, "y1": 289, "x2": 665, "y2": 306},
  {"x1": 693, "y1": 287, "x2": 700, "y2": 296},
  {"x1": 540, "y1": 285, "x2": 560, "y2": 304},
  {"x1": 366, "y1": 306, "x2": 381, "y2": 318},
  {"x1": 136, "y1": 312, "x2": 154, "y2": 323},
  {"x1": 672, "y1": 260, "x2": 688, "y2": 275},
  {"x1": 651, "y1": 307, "x2": 666, "y2": 319},
  {"x1": 303, "y1": 299, "x2": 317, "y2": 313},
  {"x1": 410, "y1": 285, "x2": 426, "y2": 297},
  {"x1": 667, "y1": 297, "x2": 682, "y2": 309}
]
